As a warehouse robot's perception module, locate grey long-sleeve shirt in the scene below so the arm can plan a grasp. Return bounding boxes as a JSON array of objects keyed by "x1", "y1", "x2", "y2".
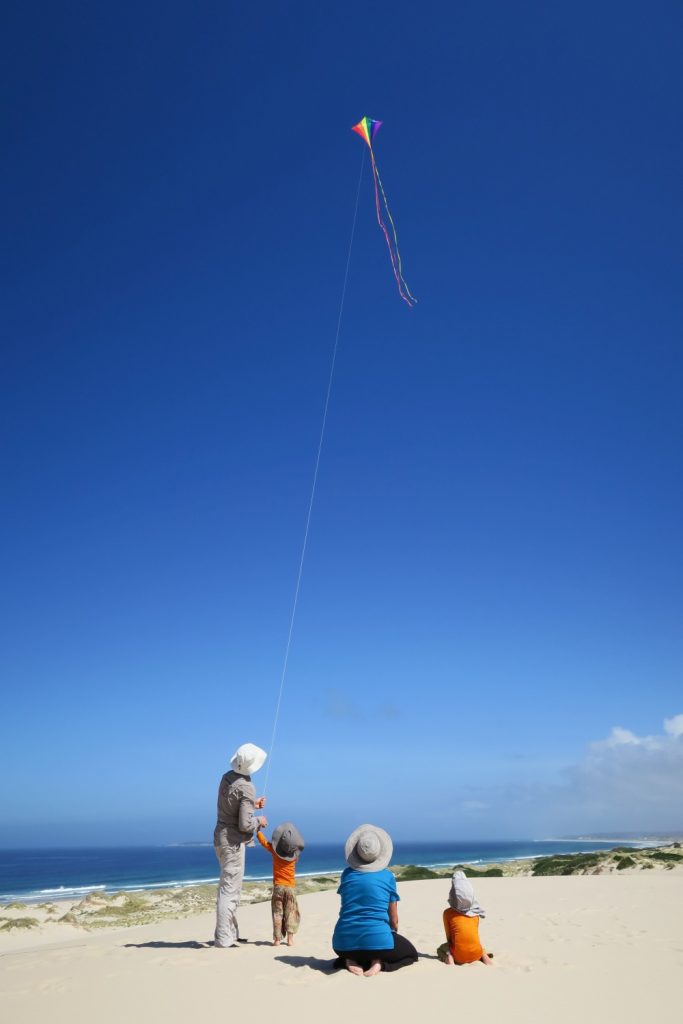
[{"x1": 214, "y1": 770, "x2": 260, "y2": 846}]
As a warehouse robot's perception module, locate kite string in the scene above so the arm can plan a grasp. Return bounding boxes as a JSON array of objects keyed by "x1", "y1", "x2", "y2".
[{"x1": 262, "y1": 148, "x2": 366, "y2": 796}]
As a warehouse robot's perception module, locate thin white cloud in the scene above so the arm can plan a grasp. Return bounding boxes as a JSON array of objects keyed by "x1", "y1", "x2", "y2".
[
  {"x1": 442, "y1": 714, "x2": 683, "y2": 835},
  {"x1": 664, "y1": 714, "x2": 683, "y2": 739},
  {"x1": 461, "y1": 799, "x2": 488, "y2": 813},
  {"x1": 597, "y1": 726, "x2": 642, "y2": 748}
]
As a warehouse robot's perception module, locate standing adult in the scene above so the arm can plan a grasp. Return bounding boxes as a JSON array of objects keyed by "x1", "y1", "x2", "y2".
[
  {"x1": 213, "y1": 742, "x2": 268, "y2": 948},
  {"x1": 332, "y1": 824, "x2": 418, "y2": 976}
]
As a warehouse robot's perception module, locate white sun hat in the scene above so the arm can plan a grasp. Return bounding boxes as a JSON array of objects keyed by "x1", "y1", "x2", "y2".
[
  {"x1": 230, "y1": 743, "x2": 267, "y2": 776},
  {"x1": 345, "y1": 824, "x2": 393, "y2": 872}
]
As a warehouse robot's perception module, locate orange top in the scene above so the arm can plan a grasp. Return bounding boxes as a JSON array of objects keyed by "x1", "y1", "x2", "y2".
[
  {"x1": 443, "y1": 908, "x2": 483, "y2": 964},
  {"x1": 257, "y1": 831, "x2": 297, "y2": 888}
]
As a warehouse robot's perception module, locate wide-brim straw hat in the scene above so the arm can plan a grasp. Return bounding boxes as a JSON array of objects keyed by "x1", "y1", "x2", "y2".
[
  {"x1": 230, "y1": 743, "x2": 267, "y2": 776},
  {"x1": 344, "y1": 824, "x2": 393, "y2": 872},
  {"x1": 271, "y1": 822, "x2": 305, "y2": 862}
]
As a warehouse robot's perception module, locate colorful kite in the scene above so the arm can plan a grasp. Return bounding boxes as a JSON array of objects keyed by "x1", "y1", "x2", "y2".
[{"x1": 352, "y1": 116, "x2": 416, "y2": 308}]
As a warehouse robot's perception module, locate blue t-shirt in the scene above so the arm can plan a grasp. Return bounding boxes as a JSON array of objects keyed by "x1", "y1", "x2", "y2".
[{"x1": 332, "y1": 867, "x2": 400, "y2": 951}]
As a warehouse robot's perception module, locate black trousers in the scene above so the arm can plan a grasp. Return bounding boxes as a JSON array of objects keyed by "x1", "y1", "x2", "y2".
[{"x1": 333, "y1": 932, "x2": 418, "y2": 973}]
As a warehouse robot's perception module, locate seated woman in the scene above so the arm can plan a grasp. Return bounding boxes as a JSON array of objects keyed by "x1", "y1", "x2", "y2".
[{"x1": 332, "y1": 824, "x2": 418, "y2": 976}]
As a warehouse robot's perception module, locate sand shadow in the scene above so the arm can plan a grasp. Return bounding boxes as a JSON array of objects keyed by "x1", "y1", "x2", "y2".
[
  {"x1": 124, "y1": 941, "x2": 211, "y2": 950},
  {"x1": 124, "y1": 939, "x2": 273, "y2": 950},
  {"x1": 275, "y1": 954, "x2": 337, "y2": 974}
]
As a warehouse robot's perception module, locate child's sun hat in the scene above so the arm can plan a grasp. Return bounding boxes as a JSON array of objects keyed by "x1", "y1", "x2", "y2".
[
  {"x1": 449, "y1": 870, "x2": 486, "y2": 918},
  {"x1": 271, "y1": 822, "x2": 305, "y2": 861}
]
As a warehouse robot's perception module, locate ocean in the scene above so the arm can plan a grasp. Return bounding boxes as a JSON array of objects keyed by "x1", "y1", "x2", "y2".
[{"x1": 0, "y1": 839, "x2": 653, "y2": 904}]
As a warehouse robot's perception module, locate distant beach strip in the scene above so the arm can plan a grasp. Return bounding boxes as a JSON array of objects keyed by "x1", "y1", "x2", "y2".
[{"x1": 0, "y1": 838, "x2": 671, "y2": 905}]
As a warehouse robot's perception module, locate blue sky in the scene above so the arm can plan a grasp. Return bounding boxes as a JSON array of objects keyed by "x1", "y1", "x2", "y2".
[{"x1": 1, "y1": 1, "x2": 682, "y2": 846}]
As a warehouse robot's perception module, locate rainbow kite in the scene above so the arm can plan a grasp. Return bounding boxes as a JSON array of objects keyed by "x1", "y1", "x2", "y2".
[{"x1": 352, "y1": 116, "x2": 416, "y2": 308}]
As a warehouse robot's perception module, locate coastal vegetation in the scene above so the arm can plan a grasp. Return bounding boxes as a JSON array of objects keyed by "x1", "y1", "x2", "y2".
[
  {"x1": 1, "y1": 845, "x2": 680, "y2": 935},
  {"x1": 532, "y1": 853, "x2": 602, "y2": 876},
  {"x1": 0, "y1": 916, "x2": 39, "y2": 931},
  {"x1": 454, "y1": 865, "x2": 504, "y2": 877},
  {"x1": 392, "y1": 865, "x2": 441, "y2": 880}
]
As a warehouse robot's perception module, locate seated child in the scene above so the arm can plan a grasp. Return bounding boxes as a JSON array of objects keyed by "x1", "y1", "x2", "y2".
[
  {"x1": 437, "y1": 870, "x2": 493, "y2": 966},
  {"x1": 257, "y1": 822, "x2": 305, "y2": 946}
]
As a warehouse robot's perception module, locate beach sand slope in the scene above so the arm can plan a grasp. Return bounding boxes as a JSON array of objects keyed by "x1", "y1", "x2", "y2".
[{"x1": 1, "y1": 874, "x2": 681, "y2": 1024}]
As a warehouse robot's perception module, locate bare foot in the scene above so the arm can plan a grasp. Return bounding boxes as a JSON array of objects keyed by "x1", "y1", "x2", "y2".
[
  {"x1": 481, "y1": 953, "x2": 493, "y2": 966},
  {"x1": 273, "y1": 939, "x2": 281, "y2": 946},
  {"x1": 286, "y1": 935, "x2": 294, "y2": 946},
  {"x1": 363, "y1": 960, "x2": 382, "y2": 977},
  {"x1": 345, "y1": 959, "x2": 364, "y2": 976},
  {"x1": 445, "y1": 952, "x2": 455, "y2": 965}
]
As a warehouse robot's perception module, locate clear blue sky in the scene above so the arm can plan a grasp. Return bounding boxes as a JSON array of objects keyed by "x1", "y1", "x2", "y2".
[{"x1": 2, "y1": 2, "x2": 682, "y2": 847}]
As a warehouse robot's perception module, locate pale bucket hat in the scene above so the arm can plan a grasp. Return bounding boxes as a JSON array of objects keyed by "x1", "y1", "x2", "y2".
[
  {"x1": 345, "y1": 824, "x2": 393, "y2": 872},
  {"x1": 230, "y1": 743, "x2": 267, "y2": 776},
  {"x1": 271, "y1": 822, "x2": 305, "y2": 862},
  {"x1": 448, "y1": 870, "x2": 486, "y2": 918}
]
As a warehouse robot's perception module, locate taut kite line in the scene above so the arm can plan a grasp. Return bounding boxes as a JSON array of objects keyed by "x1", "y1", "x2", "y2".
[
  {"x1": 264, "y1": 121, "x2": 416, "y2": 790},
  {"x1": 352, "y1": 116, "x2": 417, "y2": 308}
]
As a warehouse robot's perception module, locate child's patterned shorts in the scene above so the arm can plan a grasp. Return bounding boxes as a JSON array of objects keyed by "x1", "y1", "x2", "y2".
[{"x1": 271, "y1": 885, "x2": 300, "y2": 939}]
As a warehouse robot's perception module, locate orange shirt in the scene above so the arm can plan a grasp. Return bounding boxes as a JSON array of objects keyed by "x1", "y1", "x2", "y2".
[
  {"x1": 257, "y1": 831, "x2": 297, "y2": 888},
  {"x1": 443, "y1": 908, "x2": 483, "y2": 964}
]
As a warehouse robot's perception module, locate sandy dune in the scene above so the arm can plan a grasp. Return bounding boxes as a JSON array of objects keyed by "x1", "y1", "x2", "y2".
[{"x1": 1, "y1": 873, "x2": 681, "y2": 1024}]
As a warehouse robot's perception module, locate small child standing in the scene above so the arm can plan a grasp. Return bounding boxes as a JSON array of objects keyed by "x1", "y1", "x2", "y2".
[
  {"x1": 257, "y1": 821, "x2": 305, "y2": 946},
  {"x1": 437, "y1": 870, "x2": 493, "y2": 966}
]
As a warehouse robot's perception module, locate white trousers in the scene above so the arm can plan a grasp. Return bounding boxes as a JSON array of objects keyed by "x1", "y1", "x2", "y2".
[{"x1": 214, "y1": 842, "x2": 245, "y2": 947}]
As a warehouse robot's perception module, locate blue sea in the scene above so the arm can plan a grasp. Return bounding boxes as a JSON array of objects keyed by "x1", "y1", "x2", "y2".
[{"x1": 0, "y1": 839, "x2": 654, "y2": 904}]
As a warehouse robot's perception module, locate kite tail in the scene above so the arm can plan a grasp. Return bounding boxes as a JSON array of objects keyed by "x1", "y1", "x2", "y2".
[
  {"x1": 370, "y1": 150, "x2": 417, "y2": 308},
  {"x1": 369, "y1": 154, "x2": 408, "y2": 305}
]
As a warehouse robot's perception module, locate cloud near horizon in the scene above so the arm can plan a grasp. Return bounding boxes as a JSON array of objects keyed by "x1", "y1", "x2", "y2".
[
  {"x1": 450, "y1": 714, "x2": 683, "y2": 835},
  {"x1": 596, "y1": 714, "x2": 683, "y2": 750}
]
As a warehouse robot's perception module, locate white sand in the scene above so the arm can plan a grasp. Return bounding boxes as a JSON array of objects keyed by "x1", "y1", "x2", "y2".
[{"x1": 1, "y1": 873, "x2": 681, "y2": 1024}]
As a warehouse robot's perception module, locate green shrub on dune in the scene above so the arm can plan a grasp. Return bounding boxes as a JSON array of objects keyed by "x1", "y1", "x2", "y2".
[
  {"x1": 616, "y1": 857, "x2": 635, "y2": 870},
  {"x1": 58, "y1": 911, "x2": 80, "y2": 925},
  {"x1": 0, "y1": 916, "x2": 39, "y2": 931},
  {"x1": 392, "y1": 865, "x2": 441, "y2": 881},
  {"x1": 453, "y1": 864, "x2": 504, "y2": 878},
  {"x1": 532, "y1": 853, "x2": 602, "y2": 876},
  {"x1": 88, "y1": 893, "x2": 150, "y2": 919}
]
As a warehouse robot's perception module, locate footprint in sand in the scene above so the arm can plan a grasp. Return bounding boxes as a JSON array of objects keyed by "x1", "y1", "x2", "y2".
[{"x1": 36, "y1": 977, "x2": 69, "y2": 994}]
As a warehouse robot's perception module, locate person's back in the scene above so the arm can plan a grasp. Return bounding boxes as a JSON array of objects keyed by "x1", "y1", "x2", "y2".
[
  {"x1": 332, "y1": 825, "x2": 418, "y2": 977},
  {"x1": 257, "y1": 823, "x2": 304, "y2": 947},
  {"x1": 214, "y1": 770, "x2": 257, "y2": 846},
  {"x1": 333, "y1": 867, "x2": 396, "y2": 950},
  {"x1": 437, "y1": 870, "x2": 492, "y2": 966},
  {"x1": 257, "y1": 831, "x2": 297, "y2": 888},
  {"x1": 213, "y1": 744, "x2": 267, "y2": 949},
  {"x1": 442, "y1": 907, "x2": 483, "y2": 963}
]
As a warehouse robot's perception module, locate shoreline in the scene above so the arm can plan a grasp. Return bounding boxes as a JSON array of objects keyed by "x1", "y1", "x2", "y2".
[
  {"x1": 1, "y1": 837, "x2": 673, "y2": 906},
  {"x1": 1, "y1": 843, "x2": 681, "y2": 932}
]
